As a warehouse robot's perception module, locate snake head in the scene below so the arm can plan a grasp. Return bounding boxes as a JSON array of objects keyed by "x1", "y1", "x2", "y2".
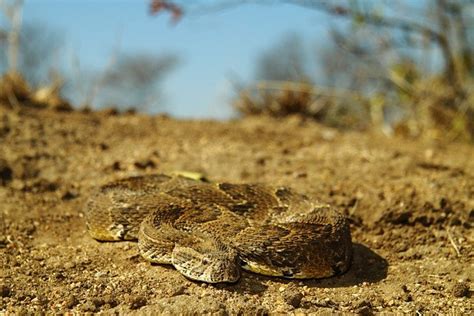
[{"x1": 171, "y1": 241, "x2": 240, "y2": 283}]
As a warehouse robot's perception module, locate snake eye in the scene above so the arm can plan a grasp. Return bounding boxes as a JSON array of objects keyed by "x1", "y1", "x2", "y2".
[{"x1": 202, "y1": 258, "x2": 209, "y2": 265}]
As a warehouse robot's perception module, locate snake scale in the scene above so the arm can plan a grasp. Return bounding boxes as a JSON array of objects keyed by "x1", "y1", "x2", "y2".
[{"x1": 85, "y1": 174, "x2": 352, "y2": 283}]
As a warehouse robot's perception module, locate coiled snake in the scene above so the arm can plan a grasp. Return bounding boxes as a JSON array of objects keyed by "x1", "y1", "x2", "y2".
[{"x1": 85, "y1": 174, "x2": 352, "y2": 283}]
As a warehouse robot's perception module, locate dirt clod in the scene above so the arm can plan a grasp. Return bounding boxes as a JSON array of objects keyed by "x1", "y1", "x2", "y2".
[
  {"x1": 134, "y1": 159, "x2": 156, "y2": 169},
  {"x1": 0, "y1": 159, "x2": 13, "y2": 185},
  {"x1": 65, "y1": 295, "x2": 78, "y2": 309},
  {"x1": 356, "y1": 305, "x2": 373, "y2": 316},
  {"x1": 81, "y1": 299, "x2": 98, "y2": 312},
  {"x1": 0, "y1": 285, "x2": 11, "y2": 298},
  {"x1": 451, "y1": 281, "x2": 470, "y2": 298},
  {"x1": 282, "y1": 290, "x2": 304, "y2": 308}
]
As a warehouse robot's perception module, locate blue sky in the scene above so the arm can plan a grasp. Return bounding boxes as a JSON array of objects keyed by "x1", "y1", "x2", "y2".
[{"x1": 19, "y1": 0, "x2": 331, "y2": 118}]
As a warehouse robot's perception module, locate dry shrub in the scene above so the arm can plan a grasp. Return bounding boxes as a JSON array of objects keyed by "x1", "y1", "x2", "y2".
[
  {"x1": 234, "y1": 87, "x2": 317, "y2": 118},
  {"x1": 32, "y1": 83, "x2": 73, "y2": 112},
  {"x1": 0, "y1": 72, "x2": 31, "y2": 106},
  {"x1": 0, "y1": 72, "x2": 72, "y2": 111},
  {"x1": 393, "y1": 76, "x2": 474, "y2": 142},
  {"x1": 233, "y1": 81, "x2": 371, "y2": 130},
  {"x1": 233, "y1": 54, "x2": 474, "y2": 142},
  {"x1": 234, "y1": 76, "x2": 474, "y2": 143}
]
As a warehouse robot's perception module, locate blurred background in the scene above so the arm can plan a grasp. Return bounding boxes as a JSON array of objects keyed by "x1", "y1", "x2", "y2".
[{"x1": 1, "y1": 0, "x2": 473, "y2": 141}]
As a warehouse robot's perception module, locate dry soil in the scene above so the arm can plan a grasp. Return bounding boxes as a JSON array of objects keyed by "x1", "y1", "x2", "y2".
[{"x1": 0, "y1": 106, "x2": 473, "y2": 314}]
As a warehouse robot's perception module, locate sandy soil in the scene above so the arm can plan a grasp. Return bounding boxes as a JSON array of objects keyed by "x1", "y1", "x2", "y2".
[{"x1": 0, "y1": 105, "x2": 472, "y2": 314}]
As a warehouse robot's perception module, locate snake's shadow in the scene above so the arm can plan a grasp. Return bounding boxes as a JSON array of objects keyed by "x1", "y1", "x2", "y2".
[
  {"x1": 301, "y1": 243, "x2": 388, "y2": 288},
  {"x1": 216, "y1": 243, "x2": 387, "y2": 293}
]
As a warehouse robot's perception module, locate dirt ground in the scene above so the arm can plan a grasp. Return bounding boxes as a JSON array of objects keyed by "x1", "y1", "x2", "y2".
[{"x1": 0, "y1": 105, "x2": 472, "y2": 314}]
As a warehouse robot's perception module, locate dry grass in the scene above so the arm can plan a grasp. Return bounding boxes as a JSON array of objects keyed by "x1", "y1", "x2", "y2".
[
  {"x1": 233, "y1": 81, "x2": 371, "y2": 130},
  {"x1": 0, "y1": 72, "x2": 72, "y2": 111},
  {"x1": 233, "y1": 77, "x2": 474, "y2": 143},
  {"x1": 393, "y1": 76, "x2": 474, "y2": 142}
]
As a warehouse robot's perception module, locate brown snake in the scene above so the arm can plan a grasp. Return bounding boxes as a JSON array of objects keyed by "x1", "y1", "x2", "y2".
[{"x1": 85, "y1": 174, "x2": 352, "y2": 283}]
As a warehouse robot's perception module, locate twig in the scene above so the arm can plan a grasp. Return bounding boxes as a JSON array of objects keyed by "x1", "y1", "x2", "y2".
[
  {"x1": 446, "y1": 227, "x2": 461, "y2": 257},
  {"x1": 349, "y1": 199, "x2": 359, "y2": 216},
  {"x1": 6, "y1": 88, "x2": 20, "y2": 109}
]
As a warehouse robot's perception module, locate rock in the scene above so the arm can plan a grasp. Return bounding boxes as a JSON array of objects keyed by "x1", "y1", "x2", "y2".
[{"x1": 283, "y1": 291, "x2": 304, "y2": 308}]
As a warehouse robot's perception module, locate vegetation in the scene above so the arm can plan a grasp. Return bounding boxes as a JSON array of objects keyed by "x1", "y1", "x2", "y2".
[
  {"x1": 1, "y1": 0, "x2": 473, "y2": 143},
  {"x1": 151, "y1": 0, "x2": 474, "y2": 142},
  {"x1": 0, "y1": 0, "x2": 179, "y2": 112},
  {"x1": 227, "y1": 0, "x2": 474, "y2": 142}
]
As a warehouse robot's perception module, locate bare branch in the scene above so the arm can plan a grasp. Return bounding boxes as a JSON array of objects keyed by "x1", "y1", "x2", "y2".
[{"x1": 1, "y1": 0, "x2": 24, "y2": 72}]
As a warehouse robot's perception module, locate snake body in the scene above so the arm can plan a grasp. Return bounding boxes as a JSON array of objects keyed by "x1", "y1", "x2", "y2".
[{"x1": 85, "y1": 174, "x2": 352, "y2": 283}]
